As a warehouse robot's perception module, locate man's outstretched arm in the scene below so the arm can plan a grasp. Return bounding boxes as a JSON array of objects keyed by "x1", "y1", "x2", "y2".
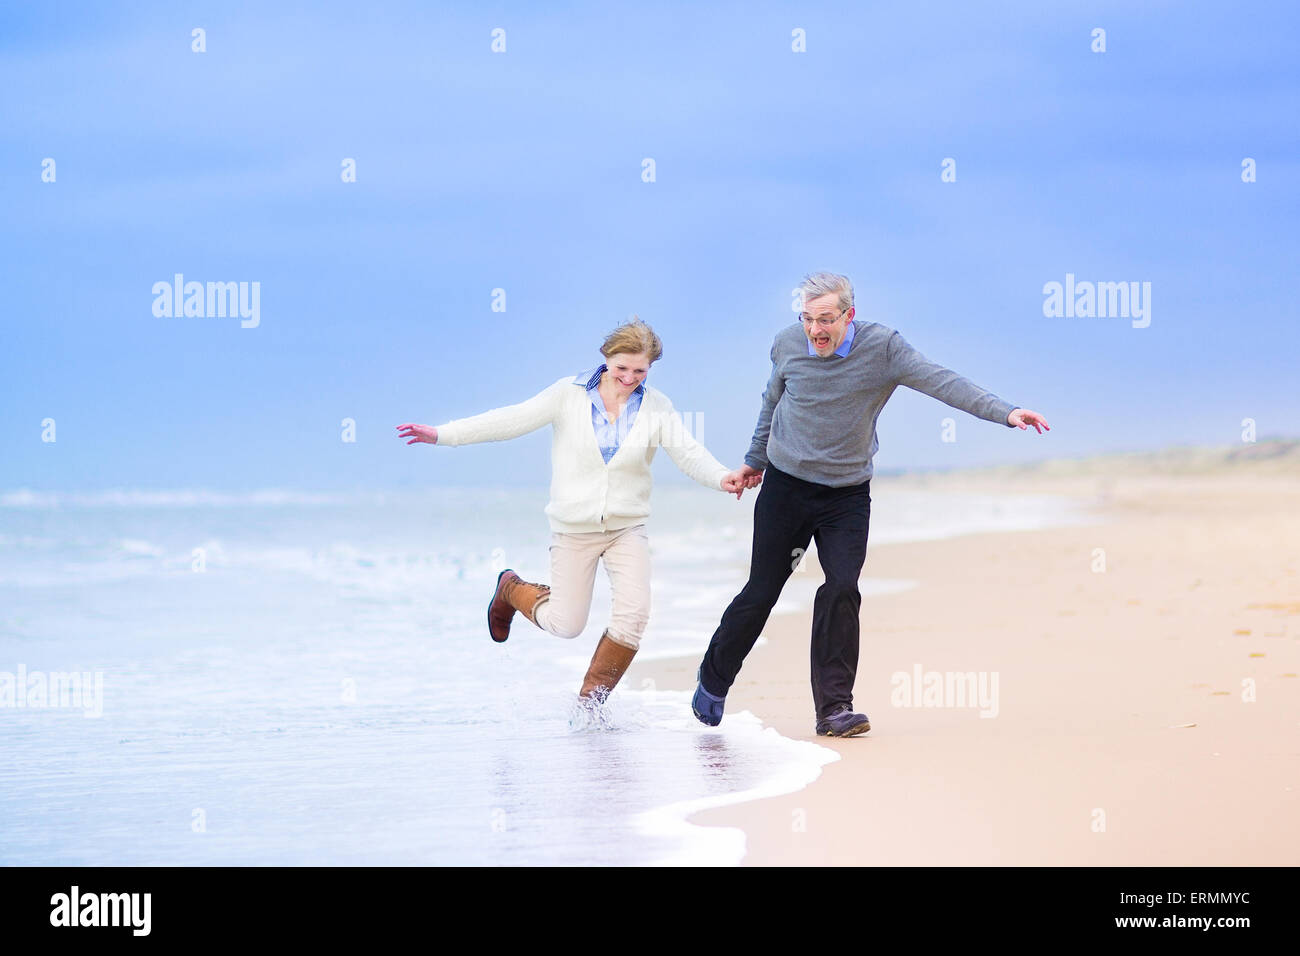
[{"x1": 887, "y1": 331, "x2": 1047, "y2": 430}]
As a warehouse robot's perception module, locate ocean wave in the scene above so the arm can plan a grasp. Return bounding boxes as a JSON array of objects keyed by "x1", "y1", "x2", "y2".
[{"x1": 0, "y1": 489, "x2": 355, "y2": 509}]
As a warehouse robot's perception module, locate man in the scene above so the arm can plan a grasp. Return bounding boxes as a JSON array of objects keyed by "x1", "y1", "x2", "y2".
[{"x1": 692, "y1": 272, "x2": 1048, "y2": 736}]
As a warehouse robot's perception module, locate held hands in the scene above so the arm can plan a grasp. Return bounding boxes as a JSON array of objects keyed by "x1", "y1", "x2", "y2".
[
  {"x1": 1007, "y1": 409, "x2": 1050, "y2": 434},
  {"x1": 396, "y1": 423, "x2": 438, "y2": 445},
  {"x1": 721, "y1": 465, "x2": 764, "y2": 499}
]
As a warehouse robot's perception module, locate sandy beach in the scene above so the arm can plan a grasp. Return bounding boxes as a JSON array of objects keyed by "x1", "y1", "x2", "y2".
[{"x1": 639, "y1": 448, "x2": 1300, "y2": 865}]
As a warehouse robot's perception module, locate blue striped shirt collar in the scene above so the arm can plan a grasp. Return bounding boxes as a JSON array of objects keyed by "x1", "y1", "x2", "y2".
[{"x1": 575, "y1": 364, "x2": 647, "y2": 393}]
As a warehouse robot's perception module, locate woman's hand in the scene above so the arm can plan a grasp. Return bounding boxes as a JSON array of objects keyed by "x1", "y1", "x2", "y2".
[
  {"x1": 722, "y1": 468, "x2": 759, "y2": 499},
  {"x1": 397, "y1": 423, "x2": 438, "y2": 445}
]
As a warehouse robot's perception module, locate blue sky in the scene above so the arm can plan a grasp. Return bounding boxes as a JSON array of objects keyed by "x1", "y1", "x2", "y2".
[{"x1": 3, "y1": 0, "x2": 1297, "y2": 491}]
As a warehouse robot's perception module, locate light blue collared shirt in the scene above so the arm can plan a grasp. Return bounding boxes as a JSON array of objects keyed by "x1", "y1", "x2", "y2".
[
  {"x1": 807, "y1": 318, "x2": 856, "y2": 357},
  {"x1": 575, "y1": 365, "x2": 645, "y2": 464}
]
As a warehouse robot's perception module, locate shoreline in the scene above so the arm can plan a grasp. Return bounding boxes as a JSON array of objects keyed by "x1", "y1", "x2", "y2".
[{"x1": 636, "y1": 469, "x2": 1300, "y2": 865}]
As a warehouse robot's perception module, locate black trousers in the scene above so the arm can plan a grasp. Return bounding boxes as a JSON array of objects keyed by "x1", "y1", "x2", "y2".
[{"x1": 698, "y1": 464, "x2": 871, "y2": 720}]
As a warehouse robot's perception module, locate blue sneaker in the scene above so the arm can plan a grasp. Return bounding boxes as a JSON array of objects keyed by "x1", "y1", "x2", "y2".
[
  {"x1": 815, "y1": 704, "x2": 871, "y2": 737},
  {"x1": 692, "y1": 669, "x2": 725, "y2": 726}
]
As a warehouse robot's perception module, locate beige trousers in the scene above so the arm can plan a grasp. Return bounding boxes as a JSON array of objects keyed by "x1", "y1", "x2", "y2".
[{"x1": 532, "y1": 523, "x2": 650, "y2": 650}]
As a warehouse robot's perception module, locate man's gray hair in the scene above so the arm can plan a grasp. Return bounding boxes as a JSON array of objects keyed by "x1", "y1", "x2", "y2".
[{"x1": 800, "y1": 272, "x2": 854, "y2": 313}]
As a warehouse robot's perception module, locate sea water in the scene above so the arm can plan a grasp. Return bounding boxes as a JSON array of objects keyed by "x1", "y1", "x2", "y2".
[{"x1": 0, "y1": 483, "x2": 1093, "y2": 865}]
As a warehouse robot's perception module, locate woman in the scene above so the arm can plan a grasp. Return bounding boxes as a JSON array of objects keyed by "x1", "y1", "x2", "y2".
[{"x1": 397, "y1": 319, "x2": 755, "y2": 705}]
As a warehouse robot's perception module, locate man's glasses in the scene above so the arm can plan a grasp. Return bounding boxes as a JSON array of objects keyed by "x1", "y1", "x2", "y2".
[{"x1": 800, "y1": 309, "x2": 846, "y2": 329}]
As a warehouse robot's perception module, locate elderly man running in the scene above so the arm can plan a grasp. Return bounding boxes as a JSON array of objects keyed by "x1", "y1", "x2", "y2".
[{"x1": 692, "y1": 271, "x2": 1049, "y2": 736}]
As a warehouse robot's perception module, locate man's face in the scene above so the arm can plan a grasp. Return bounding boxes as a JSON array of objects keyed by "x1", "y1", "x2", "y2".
[{"x1": 801, "y1": 292, "x2": 855, "y2": 357}]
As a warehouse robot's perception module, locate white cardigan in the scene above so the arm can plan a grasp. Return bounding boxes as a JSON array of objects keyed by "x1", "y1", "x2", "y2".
[{"x1": 435, "y1": 374, "x2": 731, "y2": 533}]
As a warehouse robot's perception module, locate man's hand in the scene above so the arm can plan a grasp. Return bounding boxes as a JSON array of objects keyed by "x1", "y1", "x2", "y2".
[
  {"x1": 397, "y1": 423, "x2": 439, "y2": 445},
  {"x1": 721, "y1": 470, "x2": 749, "y2": 499},
  {"x1": 722, "y1": 466, "x2": 764, "y2": 499},
  {"x1": 1006, "y1": 409, "x2": 1049, "y2": 434}
]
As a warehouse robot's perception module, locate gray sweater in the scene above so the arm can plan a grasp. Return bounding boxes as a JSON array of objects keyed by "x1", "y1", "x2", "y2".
[{"x1": 744, "y1": 320, "x2": 1017, "y2": 486}]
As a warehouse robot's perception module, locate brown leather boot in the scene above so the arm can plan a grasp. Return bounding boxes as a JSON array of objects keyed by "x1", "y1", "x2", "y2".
[
  {"x1": 578, "y1": 630, "x2": 638, "y2": 702},
  {"x1": 487, "y1": 569, "x2": 551, "y2": 643}
]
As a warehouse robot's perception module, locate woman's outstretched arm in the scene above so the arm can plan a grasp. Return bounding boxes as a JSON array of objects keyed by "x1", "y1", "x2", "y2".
[
  {"x1": 398, "y1": 378, "x2": 567, "y2": 448},
  {"x1": 652, "y1": 397, "x2": 733, "y2": 492}
]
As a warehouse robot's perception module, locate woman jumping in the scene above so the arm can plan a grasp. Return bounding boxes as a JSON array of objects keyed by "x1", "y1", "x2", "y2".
[{"x1": 397, "y1": 319, "x2": 756, "y2": 704}]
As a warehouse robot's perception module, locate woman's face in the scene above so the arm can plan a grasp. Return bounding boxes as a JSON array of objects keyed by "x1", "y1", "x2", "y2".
[{"x1": 603, "y1": 352, "x2": 650, "y2": 395}]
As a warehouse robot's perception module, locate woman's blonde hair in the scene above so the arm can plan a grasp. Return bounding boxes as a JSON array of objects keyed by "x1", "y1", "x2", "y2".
[{"x1": 600, "y1": 316, "x2": 663, "y2": 363}]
